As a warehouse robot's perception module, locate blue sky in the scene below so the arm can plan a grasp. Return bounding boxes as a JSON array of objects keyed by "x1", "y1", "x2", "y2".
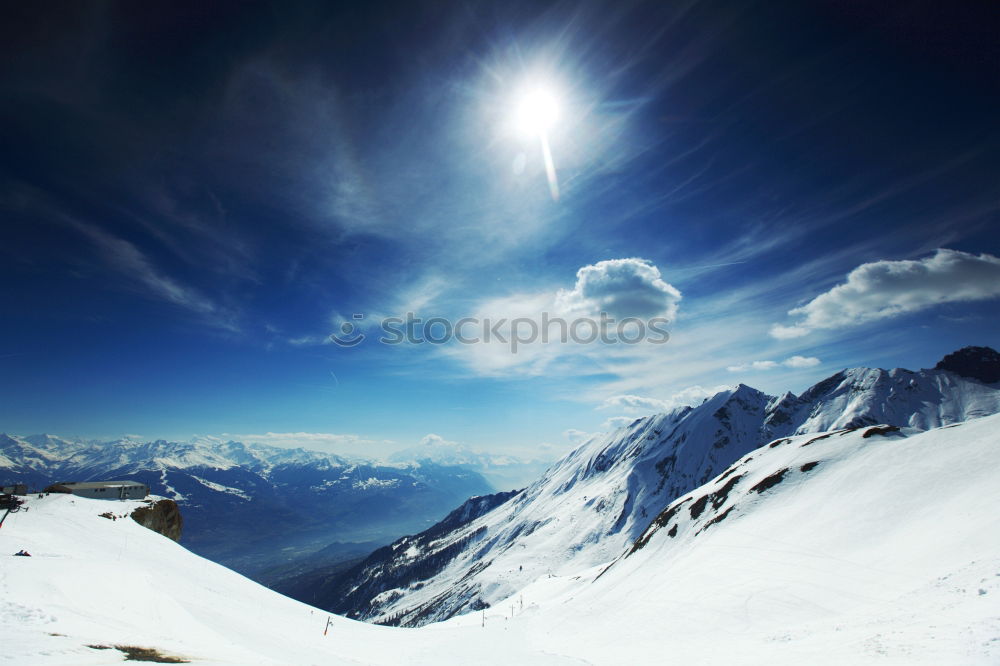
[{"x1": 1, "y1": 1, "x2": 998, "y2": 461}]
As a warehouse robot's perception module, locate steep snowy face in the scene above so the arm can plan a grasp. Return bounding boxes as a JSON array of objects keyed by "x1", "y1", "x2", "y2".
[
  {"x1": 522, "y1": 414, "x2": 1000, "y2": 665},
  {"x1": 317, "y1": 490, "x2": 522, "y2": 619},
  {"x1": 326, "y1": 385, "x2": 799, "y2": 625},
  {"x1": 325, "y1": 352, "x2": 1000, "y2": 627}
]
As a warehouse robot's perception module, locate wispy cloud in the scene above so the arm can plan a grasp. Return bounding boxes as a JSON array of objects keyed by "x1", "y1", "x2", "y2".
[
  {"x1": 727, "y1": 355, "x2": 820, "y2": 372},
  {"x1": 221, "y1": 431, "x2": 393, "y2": 458},
  {"x1": 68, "y1": 219, "x2": 240, "y2": 332},
  {"x1": 563, "y1": 428, "x2": 596, "y2": 445}
]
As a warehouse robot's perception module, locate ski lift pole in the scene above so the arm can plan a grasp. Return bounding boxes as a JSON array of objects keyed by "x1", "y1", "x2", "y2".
[{"x1": 0, "y1": 497, "x2": 21, "y2": 529}]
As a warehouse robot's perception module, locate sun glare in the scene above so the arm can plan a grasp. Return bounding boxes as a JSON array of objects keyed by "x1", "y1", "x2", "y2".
[
  {"x1": 511, "y1": 83, "x2": 563, "y2": 200},
  {"x1": 515, "y1": 87, "x2": 560, "y2": 137}
]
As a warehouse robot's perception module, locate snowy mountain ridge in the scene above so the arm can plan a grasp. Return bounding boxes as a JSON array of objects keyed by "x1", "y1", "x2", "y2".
[
  {"x1": 322, "y1": 350, "x2": 1000, "y2": 626},
  {"x1": 0, "y1": 434, "x2": 350, "y2": 478},
  {"x1": 3, "y1": 414, "x2": 998, "y2": 664}
]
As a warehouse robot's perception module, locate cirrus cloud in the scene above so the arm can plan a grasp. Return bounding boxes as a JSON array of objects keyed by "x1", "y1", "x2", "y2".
[
  {"x1": 221, "y1": 431, "x2": 391, "y2": 457},
  {"x1": 598, "y1": 394, "x2": 671, "y2": 412},
  {"x1": 563, "y1": 429, "x2": 596, "y2": 444},
  {"x1": 727, "y1": 355, "x2": 821, "y2": 372}
]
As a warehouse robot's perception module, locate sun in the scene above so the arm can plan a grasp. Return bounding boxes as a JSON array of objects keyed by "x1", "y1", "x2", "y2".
[
  {"x1": 514, "y1": 87, "x2": 560, "y2": 137},
  {"x1": 508, "y1": 79, "x2": 565, "y2": 200}
]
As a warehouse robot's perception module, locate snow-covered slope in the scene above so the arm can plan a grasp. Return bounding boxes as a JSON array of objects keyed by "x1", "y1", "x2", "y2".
[
  {"x1": 523, "y1": 414, "x2": 1000, "y2": 665},
  {"x1": 3, "y1": 416, "x2": 998, "y2": 665},
  {"x1": 326, "y1": 352, "x2": 1000, "y2": 626}
]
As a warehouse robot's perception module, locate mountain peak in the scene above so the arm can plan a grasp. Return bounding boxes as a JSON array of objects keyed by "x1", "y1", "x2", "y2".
[{"x1": 935, "y1": 346, "x2": 1000, "y2": 383}]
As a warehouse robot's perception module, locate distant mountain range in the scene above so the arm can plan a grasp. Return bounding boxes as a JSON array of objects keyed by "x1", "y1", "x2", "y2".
[
  {"x1": 0, "y1": 434, "x2": 495, "y2": 579},
  {"x1": 316, "y1": 346, "x2": 1000, "y2": 626}
]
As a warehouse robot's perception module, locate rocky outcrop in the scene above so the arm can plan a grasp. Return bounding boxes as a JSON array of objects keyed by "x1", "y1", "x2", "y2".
[
  {"x1": 935, "y1": 346, "x2": 1000, "y2": 383},
  {"x1": 131, "y1": 499, "x2": 183, "y2": 542}
]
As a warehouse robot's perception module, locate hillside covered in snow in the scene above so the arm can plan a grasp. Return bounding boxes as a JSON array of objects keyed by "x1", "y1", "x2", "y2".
[
  {"x1": 320, "y1": 349, "x2": 1000, "y2": 626},
  {"x1": 3, "y1": 413, "x2": 998, "y2": 665}
]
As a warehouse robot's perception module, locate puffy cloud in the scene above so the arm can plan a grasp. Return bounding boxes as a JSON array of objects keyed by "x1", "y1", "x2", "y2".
[
  {"x1": 556, "y1": 258, "x2": 682, "y2": 320},
  {"x1": 783, "y1": 355, "x2": 822, "y2": 368},
  {"x1": 727, "y1": 356, "x2": 821, "y2": 372},
  {"x1": 418, "y1": 433, "x2": 458, "y2": 448},
  {"x1": 771, "y1": 249, "x2": 1000, "y2": 338},
  {"x1": 441, "y1": 258, "x2": 680, "y2": 377}
]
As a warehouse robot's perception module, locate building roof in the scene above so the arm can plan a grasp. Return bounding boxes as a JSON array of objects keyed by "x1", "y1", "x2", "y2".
[{"x1": 58, "y1": 481, "x2": 147, "y2": 489}]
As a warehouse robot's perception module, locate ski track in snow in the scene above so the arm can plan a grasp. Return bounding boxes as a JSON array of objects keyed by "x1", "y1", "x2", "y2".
[{"x1": 159, "y1": 468, "x2": 185, "y2": 501}]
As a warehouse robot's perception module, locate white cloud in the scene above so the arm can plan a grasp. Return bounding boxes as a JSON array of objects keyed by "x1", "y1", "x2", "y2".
[
  {"x1": 596, "y1": 386, "x2": 729, "y2": 435},
  {"x1": 555, "y1": 257, "x2": 682, "y2": 320},
  {"x1": 440, "y1": 258, "x2": 681, "y2": 377},
  {"x1": 600, "y1": 385, "x2": 728, "y2": 414},
  {"x1": 668, "y1": 385, "x2": 730, "y2": 407},
  {"x1": 286, "y1": 335, "x2": 332, "y2": 347},
  {"x1": 418, "y1": 433, "x2": 459, "y2": 449},
  {"x1": 769, "y1": 324, "x2": 810, "y2": 339},
  {"x1": 386, "y1": 433, "x2": 484, "y2": 467},
  {"x1": 600, "y1": 416, "x2": 637, "y2": 430},
  {"x1": 70, "y1": 219, "x2": 238, "y2": 331},
  {"x1": 563, "y1": 429, "x2": 596, "y2": 444},
  {"x1": 222, "y1": 431, "x2": 391, "y2": 457},
  {"x1": 598, "y1": 394, "x2": 671, "y2": 412},
  {"x1": 727, "y1": 356, "x2": 821, "y2": 372},
  {"x1": 783, "y1": 355, "x2": 822, "y2": 368},
  {"x1": 771, "y1": 249, "x2": 1000, "y2": 338}
]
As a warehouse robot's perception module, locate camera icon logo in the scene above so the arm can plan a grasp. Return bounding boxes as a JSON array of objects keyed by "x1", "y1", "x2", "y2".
[{"x1": 329, "y1": 314, "x2": 366, "y2": 347}]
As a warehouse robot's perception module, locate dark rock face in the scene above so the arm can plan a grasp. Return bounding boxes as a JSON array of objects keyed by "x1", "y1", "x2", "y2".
[
  {"x1": 131, "y1": 499, "x2": 183, "y2": 542},
  {"x1": 935, "y1": 346, "x2": 1000, "y2": 383}
]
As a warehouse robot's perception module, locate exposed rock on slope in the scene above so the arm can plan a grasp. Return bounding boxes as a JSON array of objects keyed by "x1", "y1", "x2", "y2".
[
  {"x1": 130, "y1": 499, "x2": 184, "y2": 542},
  {"x1": 935, "y1": 345, "x2": 1000, "y2": 383}
]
